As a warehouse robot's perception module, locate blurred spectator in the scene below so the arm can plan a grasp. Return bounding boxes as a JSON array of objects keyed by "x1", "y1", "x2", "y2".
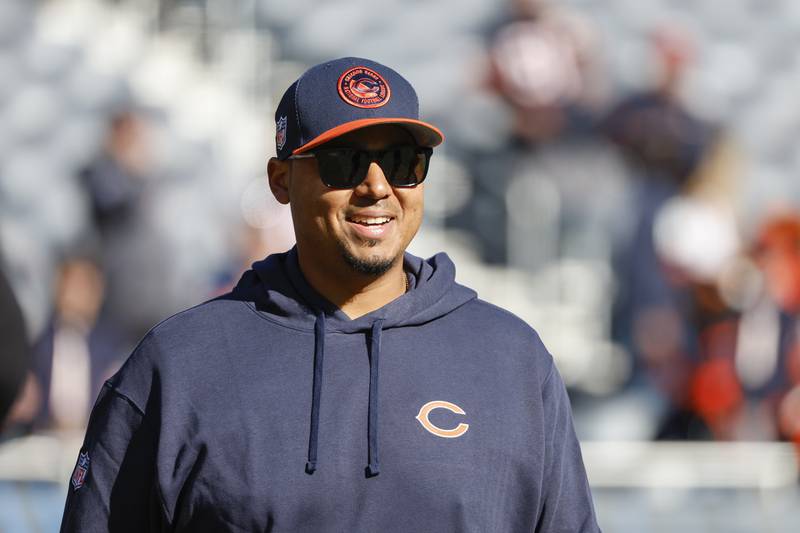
[
  {"x1": 487, "y1": 0, "x2": 604, "y2": 144},
  {"x1": 628, "y1": 204, "x2": 800, "y2": 445},
  {"x1": 79, "y1": 110, "x2": 172, "y2": 345},
  {"x1": 603, "y1": 26, "x2": 713, "y2": 187},
  {"x1": 81, "y1": 112, "x2": 149, "y2": 239},
  {"x1": 211, "y1": 224, "x2": 283, "y2": 295},
  {"x1": 28, "y1": 254, "x2": 125, "y2": 431},
  {"x1": 632, "y1": 197, "x2": 741, "y2": 440},
  {"x1": 747, "y1": 213, "x2": 800, "y2": 447},
  {"x1": 462, "y1": 0, "x2": 609, "y2": 264},
  {"x1": 0, "y1": 266, "x2": 29, "y2": 430},
  {"x1": 753, "y1": 214, "x2": 800, "y2": 313},
  {"x1": 604, "y1": 25, "x2": 725, "y2": 438},
  {"x1": 667, "y1": 211, "x2": 800, "y2": 444}
]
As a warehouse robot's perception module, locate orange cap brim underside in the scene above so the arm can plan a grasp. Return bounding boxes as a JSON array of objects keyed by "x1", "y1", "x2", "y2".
[{"x1": 292, "y1": 118, "x2": 444, "y2": 155}]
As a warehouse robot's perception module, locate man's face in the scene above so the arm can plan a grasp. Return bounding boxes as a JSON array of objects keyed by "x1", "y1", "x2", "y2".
[{"x1": 277, "y1": 124, "x2": 425, "y2": 277}]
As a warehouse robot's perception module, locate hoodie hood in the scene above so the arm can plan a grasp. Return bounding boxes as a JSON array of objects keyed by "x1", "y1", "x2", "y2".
[
  {"x1": 230, "y1": 246, "x2": 477, "y2": 476},
  {"x1": 233, "y1": 246, "x2": 477, "y2": 332}
]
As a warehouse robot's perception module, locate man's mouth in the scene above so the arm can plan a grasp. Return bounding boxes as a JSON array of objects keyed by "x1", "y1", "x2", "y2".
[
  {"x1": 347, "y1": 215, "x2": 393, "y2": 227},
  {"x1": 346, "y1": 214, "x2": 396, "y2": 239}
]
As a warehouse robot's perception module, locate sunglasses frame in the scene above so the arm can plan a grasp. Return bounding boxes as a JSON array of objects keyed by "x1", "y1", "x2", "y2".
[{"x1": 288, "y1": 145, "x2": 433, "y2": 189}]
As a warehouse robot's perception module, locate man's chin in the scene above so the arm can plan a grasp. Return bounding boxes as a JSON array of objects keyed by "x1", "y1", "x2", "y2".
[{"x1": 338, "y1": 242, "x2": 399, "y2": 276}]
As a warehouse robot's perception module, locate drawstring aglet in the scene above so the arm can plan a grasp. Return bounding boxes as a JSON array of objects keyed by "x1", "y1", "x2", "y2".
[{"x1": 365, "y1": 463, "x2": 380, "y2": 478}]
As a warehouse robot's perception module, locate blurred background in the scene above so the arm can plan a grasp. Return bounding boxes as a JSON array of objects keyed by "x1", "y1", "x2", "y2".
[{"x1": 1, "y1": 0, "x2": 799, "y2": 531}]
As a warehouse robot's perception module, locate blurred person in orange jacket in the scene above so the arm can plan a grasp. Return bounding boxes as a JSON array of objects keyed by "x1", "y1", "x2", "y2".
[
  {"x1": 632, "y1": 194, "x2": 742, "y2": 440},
  {"x1": 750, "y1": 213, "x2": 800, "y2": 448},
  {"x1": 664, "y1": 211, "x2": 800, "y2": 443}
]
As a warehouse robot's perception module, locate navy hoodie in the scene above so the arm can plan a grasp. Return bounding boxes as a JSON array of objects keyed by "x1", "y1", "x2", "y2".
[{"x1": 60, "y1": 248, "x2": 600, "y2": 532}]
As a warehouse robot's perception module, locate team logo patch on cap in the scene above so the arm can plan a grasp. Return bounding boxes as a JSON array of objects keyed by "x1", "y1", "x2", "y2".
[
  {"x1": 71, "y1": 451, "x2": 90, "y2": 491},
  {"x1": 338, "y1": 67, "x2": 391, "y2": 109},
  {"x1": 276, "y1": 116, "x2": 288, "y2": 151}
]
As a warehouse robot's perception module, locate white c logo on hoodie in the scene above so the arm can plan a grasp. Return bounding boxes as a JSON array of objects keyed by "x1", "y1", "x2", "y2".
[{"x1": 415, "y1": 400, "x2": 469, "y2": 438}]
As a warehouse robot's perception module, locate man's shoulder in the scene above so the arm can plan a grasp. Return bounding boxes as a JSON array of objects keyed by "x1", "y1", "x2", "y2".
[
  {"x1": 106, "y1": 295, "x2": 259, "y2": 405},
  {"x1": 147, "y1": 294, "x2": 251, "y2": 339},
  {"x1": 456, "y1": 297, "x2": 549, "y2": 351},
  {"x1": 460, "y1": 297, "x2": 537, "y2": 332},
  {"x1": 116, "y1": 296, "x2": 252, "y2": 367},
  {"x1": 450, "y1": 297, "x2": 555, "y2": 383}
]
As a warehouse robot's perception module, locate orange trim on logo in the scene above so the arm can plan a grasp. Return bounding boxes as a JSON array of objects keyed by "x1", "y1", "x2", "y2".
[
  {"x1": 415, "y1": 400, "x2": 470, "y2": 439},
  {"x1": 292, "y1": 118, "x2": 444, "y2": 155}
]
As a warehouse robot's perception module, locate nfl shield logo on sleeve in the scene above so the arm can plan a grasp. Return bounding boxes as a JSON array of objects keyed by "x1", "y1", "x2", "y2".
[
  {"x1": 71, "y1": 451, "x2": 90, "y2": 491},
  {"x1": 276, "y1": 116, "x2": 288, "y2": 151}
]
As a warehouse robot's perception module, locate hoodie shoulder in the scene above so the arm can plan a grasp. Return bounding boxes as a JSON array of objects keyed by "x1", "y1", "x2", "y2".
[
  {"x1": 150, "y1": 296, "x2": 252, "y2": 342},
  {"x1": 458, "y1": 297, "x2": 556, "y2": 380},
  {"x1": 462, "y1": 297, "x2": 541, "y2": 338},
  {"x1": 106, "y1": 296, "x2": 256, "y2": 410}
]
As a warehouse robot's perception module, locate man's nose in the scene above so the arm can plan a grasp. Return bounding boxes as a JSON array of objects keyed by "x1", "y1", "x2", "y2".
[{"x1": 354, "y1": 162, "x2": 391, "y2": 199}]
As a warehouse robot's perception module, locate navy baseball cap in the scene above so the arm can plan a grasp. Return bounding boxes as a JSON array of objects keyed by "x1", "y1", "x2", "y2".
[{"x1": 274, "y1": 57, "x2": 444, "y2": 160}]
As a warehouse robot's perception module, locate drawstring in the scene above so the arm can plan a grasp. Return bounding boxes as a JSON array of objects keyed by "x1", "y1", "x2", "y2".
[
  {"x1": 366, "y1": 319, "x2": 385, "y2": 477},
  {"x1": 305, "y1": 313, "x2": 386, "y2": 478},
  {"x1": 306, "y1": 312, "x2": 326, "y2": 474}
]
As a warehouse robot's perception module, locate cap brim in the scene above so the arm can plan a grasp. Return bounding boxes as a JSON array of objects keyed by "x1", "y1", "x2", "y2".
[{"x1": 292, "y1": 118, "x2": 444, "y2": 155}]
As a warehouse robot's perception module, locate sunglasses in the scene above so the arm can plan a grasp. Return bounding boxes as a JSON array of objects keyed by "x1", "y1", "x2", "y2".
[{"x1": 289, "y1": 145, "x2": 433, "y2": 189}]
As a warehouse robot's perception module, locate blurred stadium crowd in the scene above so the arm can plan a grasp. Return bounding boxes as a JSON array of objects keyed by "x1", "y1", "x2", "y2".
[{"x1": 1, "y1": 0, "x2": 800, "y2": 530}]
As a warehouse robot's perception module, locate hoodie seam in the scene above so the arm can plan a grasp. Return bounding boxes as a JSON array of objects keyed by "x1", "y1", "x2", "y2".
[
  {"x1": 469, "y1": 297, "x2": 533, "y2": 327},
  {"x1": 241, "y1": 300, "x2": 400, "y2": 335},
  {"x1": 149, "y1": 297, "x2": 234, "y2": 336},
  {"x1": 100, "y1": 383, "x2": 173, "y2": 526},
  {"x1": 241, "y1": 300, "x2": 316, "y2": 333},
  {"x1": 102, "y1": 382, "x2": 146, "y2": 416},
  {"x1": 241, "y1": 300, "x2": 359, "y2": 334},
  {"x1": 541, "y1": 359, "x2": 557, "y2": 390}
]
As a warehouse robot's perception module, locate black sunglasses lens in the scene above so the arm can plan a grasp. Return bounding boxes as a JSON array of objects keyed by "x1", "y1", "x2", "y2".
[
  {"x1": 313, "y1": 146, "x2": 431, "y2": 188},
  {"x1": 380, "y1": 147, "x2": 430, "y2": 187},
  {"x1": 411, "y1": 148, "x2": 431, "y2": 186},
  {"x1": 315, "y1": 149, "x2": 367, "y2": 188},
  {"x1": 381, "y1": 147, "x2": 411, "y2": 186}
]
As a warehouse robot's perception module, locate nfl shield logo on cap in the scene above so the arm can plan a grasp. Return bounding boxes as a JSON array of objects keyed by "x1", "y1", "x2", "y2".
[{"x1": 276, "y1": 116, "x2": 288, "y2": 151}]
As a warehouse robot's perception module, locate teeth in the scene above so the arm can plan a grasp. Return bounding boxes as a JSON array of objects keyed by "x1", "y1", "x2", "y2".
[{"x1": 350, "y1": 216, "x2": 391, "y2": 225}]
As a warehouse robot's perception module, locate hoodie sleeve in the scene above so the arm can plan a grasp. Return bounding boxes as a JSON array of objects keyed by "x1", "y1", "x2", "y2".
[
  {"x1": 536, "y1": 362, "x2": 601, "y2": 533},
  {"x1": 60, "y1": 379, "x2": 167, "y2": 531}
]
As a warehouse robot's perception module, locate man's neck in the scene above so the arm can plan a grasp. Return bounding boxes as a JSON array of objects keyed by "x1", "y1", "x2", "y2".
[{"x1": 296, "y1": 251, "x2": 407, "y2": 319}]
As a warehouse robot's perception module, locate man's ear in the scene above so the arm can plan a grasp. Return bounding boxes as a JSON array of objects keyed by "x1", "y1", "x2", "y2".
[{"x1": 267, "y1": 157, "x2": 290, "y2": 205}]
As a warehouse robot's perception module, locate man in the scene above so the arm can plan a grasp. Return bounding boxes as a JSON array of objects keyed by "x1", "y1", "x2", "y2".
[{"x1": 61, "y1": 57, "x2": 601, "y2": 532}]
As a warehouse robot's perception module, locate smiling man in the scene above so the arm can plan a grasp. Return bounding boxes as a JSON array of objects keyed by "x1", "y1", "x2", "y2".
[
  {"x1": 60, "y1": 57, "x2": 601, "y2": 533},
  {"x1": 268, "y1": 125, "x2": 426, "y2": 319}
]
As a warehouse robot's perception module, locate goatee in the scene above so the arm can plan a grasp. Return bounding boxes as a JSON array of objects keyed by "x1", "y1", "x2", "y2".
[{"x1": 338, "y1": 240, "x2": 396, "y2": 276}]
